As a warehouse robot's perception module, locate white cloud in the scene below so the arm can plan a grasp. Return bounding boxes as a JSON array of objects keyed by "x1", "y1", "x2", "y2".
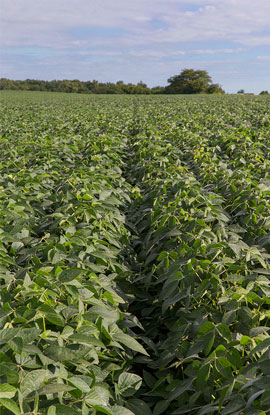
[
  {"x1": 256, "y1": 55, "x2": 270, "y2": 61},
  {"x1": 0, "y1": 0, "x2": 269, "y2": 93},
  {"x1": 1, "y1": 0, "x2": 270, "y2": 48},
  {"x1": 190, "y1": 48, "x2": 245, "y2": 55},
  {"x1": 237, "y1": 36, "x2": 270, "y2": 47},
  {"x1": 128, "y1": 48, "x2": 245, "y2": 58}
]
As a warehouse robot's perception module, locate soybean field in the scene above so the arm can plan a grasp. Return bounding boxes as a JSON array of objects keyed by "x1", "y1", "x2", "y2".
[{"x1": 0, "y1": 91, "x2": 270, "y2": 415}]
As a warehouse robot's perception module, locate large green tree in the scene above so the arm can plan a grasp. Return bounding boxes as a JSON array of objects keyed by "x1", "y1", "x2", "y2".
[{"x1": 166, "y1": 68, "x2": 222, "y2": 94}]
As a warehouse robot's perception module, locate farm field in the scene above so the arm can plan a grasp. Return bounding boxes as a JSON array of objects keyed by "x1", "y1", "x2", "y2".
[{"x1": 0, "y1": 91, "x2": 270, "y2": 415}]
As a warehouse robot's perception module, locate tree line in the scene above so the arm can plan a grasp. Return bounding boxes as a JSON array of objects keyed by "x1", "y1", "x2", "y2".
[{"x1": 0, "y1": 69, "x2": 225, "y2": 94}]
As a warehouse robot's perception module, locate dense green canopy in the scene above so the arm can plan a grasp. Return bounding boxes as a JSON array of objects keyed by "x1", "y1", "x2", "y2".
[
  {"x1": 166, "y1": 68, "x2": 224, "y2": 94},
  {"x1": 0, "y1": 70, "x2": 224, "y2": 94}
]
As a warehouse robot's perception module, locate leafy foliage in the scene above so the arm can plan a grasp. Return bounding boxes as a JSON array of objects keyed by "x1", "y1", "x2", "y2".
[
  {"x1": 123, "y1": 94, "x2": 270, "y2": 414},
  {"x1": 0, "y1": 94, "x2": 147, "y2": 414},
  {"x1": 0, "y1": 91, "x2": 269, "y2": 414},
  {"x1": 166, "y1": 69, "x2": 224, "y2": 94},
  {"x1": 0, "y1": 69, "x2": 224, "y2": 95}
]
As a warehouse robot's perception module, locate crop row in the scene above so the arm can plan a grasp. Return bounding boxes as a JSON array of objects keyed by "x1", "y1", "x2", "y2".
[
  {"x1": 123, "y1": 97, "x2": 270, "y2": 414},
  {"x1": 0, "y1": 100, "x2": 147, "y2": 415}
]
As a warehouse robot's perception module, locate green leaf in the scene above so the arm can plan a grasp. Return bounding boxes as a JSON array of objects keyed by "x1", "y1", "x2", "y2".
[
  {"x1": 39, "y1": 304, "x2": 64, "y2": 327},
  {"x1": 246, "y1": 390, "x2": 265, "y2": 408},
  {"x1": 196, "y1": 364, "x2": 210, "y2": 389},
  {"x1": 113, "y1": 332, "x2": 149, "y2": 356},
  {"x1": 0, "y1": 398, "x2": 21, "y2": 415},
  {"x1": 153, "y1": 400, "x2": 170, "y2": 415},
  {"x1": 0, "y1": 365, "x2": 19, "y2": 385},
  {"x1": 126, "y1": 398, "x2": 152, "y2": 415},
  {"x1": 250, "y1": 337, "x2": 270, "y2": 355},
  {"x1": 110, "y1": 406, "x2": 135, "y2": 415},
  {"x1": 19, "y1": 328, "x2": 40, "y2": 344},
  {"x1": 222, "y1": 310, "x2": 236, "y2": 325},
  {"x1": 215, "y1": 357, "x2": 232, "y2": 379},
  {"x1": 143, "y1": 370, "x2": 156, "y2": 389},
  {"x1": 227, "y1": 348, "x2": 242, "y2": 369},
  {"x1": 260, "y1": 386, "x2": 270, "y2": 406},
  {"x1": 198, "y1": 322, "x2": 214, "y2": 336},
  {"x1": 198, "y1": 404, "x2": 220, "y2": 415},
  {"x1": 99, "y1": 190, "x2": 112, "y2": 201},
  {"x1": 86, "y1": 305, "x2": 119, "y2": 323},
  {"x1": 118, "y1": 372, "x2": 142, "y2": 397},
  {"x1": 86, "y1": 386, "x2": 110, "y2": 406},
  {"x1": 44, "y1": 345, "x2": 79, "y2": 362},
  {"x1": 221, "y1": 395, "x2": 245, "y2": 414},
  {"x1": 219, "y1": 381, "x2": 235, "y2": 407},
  {"x1": 240, "y1": 335, "x2": 251, "y2": 345},
  {"x1": 8, "y1": 337, "x2": 23, "y2": 354},
  {"x1": 20, "y1": 369, "x2": 48, "y2": 397},
  {"x1": 0, "y1": 328, "x2": 19, "y2": 345},
  {"x1": 93, "y1": 406, "x2": 113, "y2": 415},
  {"x1": 68, "y1": 376, "x2": 90, "y2": 393},
  {"x1": 168, "y1": 378, "x2": 193, "y2": 402},
  {"x1": 250, "y1": 327, "x2": 269, "y2": 337},
  {"x1": 69, "y1": 333, "x2": 104, "y2": 348},
  {"x1": 38, "y1": 384, "x2": 75, "y2": 395},
  {"x1": 157, "y1": 251, "x2": 168, "y2": 261},
  {"x1": 58, "y1": 268, "x2": 83, "y2": 282},
  {"x1": 53, "y1": 404, "x2": 79, "y2": 415},
  {"x1": 48, "y1": 406, "x2": 57, "y2": 415},
  {"x1": 259, "y1": 359, "x2": 270, "y2": 375},
  {"x1": 0, "y1": 384, "x2": 17, "y2": 399},
  {"x1": 203, "y1": 331, "x2": 215, "y2": 356},
  {"x1": 238, "y1": 307, "x2": 253, "y2": 327}
]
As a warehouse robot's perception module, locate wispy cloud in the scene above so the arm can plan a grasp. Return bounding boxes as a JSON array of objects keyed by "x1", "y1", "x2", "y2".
[
  {"x1": 256, "y1": 55, "x2": 270, "y2": 61},
  {"x1": 0, "y1": 0, "x2": 269, "y2": 93}
]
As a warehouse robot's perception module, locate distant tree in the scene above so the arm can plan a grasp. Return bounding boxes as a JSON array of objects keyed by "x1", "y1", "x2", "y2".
[
  {"x1": 88, "y1": 80, "x2": 99, "y2": 93},
  {"x1": 259, "y1": 90, "x2": 269, "y2": 95},
  {"x1": 165, "y1": 69, "x2": 221, "y2": 94},
  {"x1": 207, "y1": 83, "x2": 225, "y2": 94},
  {"x1": 135, "y1": 81, "x2": 150, "y2": 94},
  {"x1": 121, "y1": 83, "x2": 136, "y2": 94},
  {"x1": 151, "y1": 86, "x2": 166, "y2": 94},
  {"x1": 0, "y1": 76, "x2": 224, "y2": 95},
  {"x1": 0, "y1": 78, "x2": 15, "y2": 90},
  {"x1": 137, "y1": 81, "x2": 147, "y2": 89},
  {"x1": 114, "y1": 81, "x2": 124, "y2": 93},
  {"x1": 237, "y1": 89, "x2": 245, "y2": 94}
]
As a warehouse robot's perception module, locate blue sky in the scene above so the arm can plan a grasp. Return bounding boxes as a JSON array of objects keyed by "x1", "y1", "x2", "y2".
[{"x1": 0, "y1": 0, "x2": 269, "y2": 93}]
